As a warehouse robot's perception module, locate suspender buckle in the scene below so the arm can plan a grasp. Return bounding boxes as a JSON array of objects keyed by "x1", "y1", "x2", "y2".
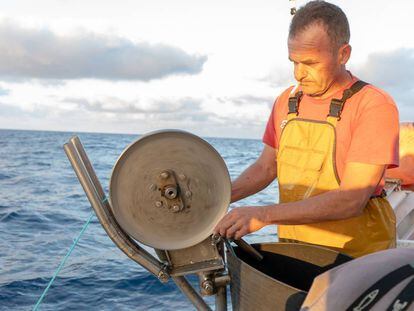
[
  {"x1": 328, "y1": 98, "x2": 344, "y2": 120},
  {"x1": 288, "y1": 97, "x2": 299, "y2": 115},
  {"x1": 288, "y1": 91, "x2": 303, "y2": 116},
  {"x1": 327, "y1": 80, "x2": 369, "y2": 121}
]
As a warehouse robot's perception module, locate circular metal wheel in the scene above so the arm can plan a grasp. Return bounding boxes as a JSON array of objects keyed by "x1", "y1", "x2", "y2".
[{"x1": 109, "y1": 130, "x2": 231, "y2": 250}]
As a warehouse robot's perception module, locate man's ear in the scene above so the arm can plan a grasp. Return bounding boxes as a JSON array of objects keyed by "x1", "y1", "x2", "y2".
[{"x1": 338, "y1": 44, "x2": 352, "y2": 65}]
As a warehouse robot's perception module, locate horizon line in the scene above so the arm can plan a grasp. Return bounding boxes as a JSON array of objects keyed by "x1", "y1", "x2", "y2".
[{"x1": 0, "y1": 127, "x2": 262, "y2": 141}]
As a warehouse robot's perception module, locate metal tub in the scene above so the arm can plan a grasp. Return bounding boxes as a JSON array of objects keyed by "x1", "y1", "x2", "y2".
[{"x1": 227, "y1": 242, "x2": 351, "y2": 311}]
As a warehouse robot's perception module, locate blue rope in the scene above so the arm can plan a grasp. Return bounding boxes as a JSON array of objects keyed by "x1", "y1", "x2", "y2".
[{"x1": 33, "y1": 213, "x2": 95, "y2": 311}]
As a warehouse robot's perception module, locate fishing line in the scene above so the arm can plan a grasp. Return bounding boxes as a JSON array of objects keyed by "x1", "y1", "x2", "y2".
[{"x1": 32, "y1": 213, "x2": 95, "y2": 311}]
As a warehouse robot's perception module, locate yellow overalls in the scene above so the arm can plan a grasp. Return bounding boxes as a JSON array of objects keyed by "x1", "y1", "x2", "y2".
[{"x1": 276, "y1": 81, "x2": 396, "y2": 258}]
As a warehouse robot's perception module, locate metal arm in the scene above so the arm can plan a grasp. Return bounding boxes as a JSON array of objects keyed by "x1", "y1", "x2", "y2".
[{"x1": 64, "y1": 137, "x2": 167, "y2": 280}]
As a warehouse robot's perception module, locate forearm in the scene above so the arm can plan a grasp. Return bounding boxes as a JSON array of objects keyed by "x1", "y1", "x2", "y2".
[
  {"x1": 262, "y1": 188, "x2": 370, "y2": 225},
  {"x1": 231, "y1": 161, "x2": 277, "y2": 203},
  {"x1": 215, "y1": 163, "x2": 386, "y2": 240}
]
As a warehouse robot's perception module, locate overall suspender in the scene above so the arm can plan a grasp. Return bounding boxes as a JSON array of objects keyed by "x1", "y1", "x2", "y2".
[
  {"x1": 287, "y1": 80, "x2": 369, "y2": 119},
  {"x1": 287, "y1": 81, "x2": 387, "y2": 196},
  {"x1": 328, "y1": 80, "x2": 368, "y2": 120}
]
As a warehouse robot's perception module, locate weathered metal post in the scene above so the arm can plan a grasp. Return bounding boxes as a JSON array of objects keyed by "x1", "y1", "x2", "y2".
[
  {"x1": 172, "y1": 276, "x2": 212, "y2": 311},
  {"x1": 215, "y1": 286, "x2": 227, "y2": 311}
]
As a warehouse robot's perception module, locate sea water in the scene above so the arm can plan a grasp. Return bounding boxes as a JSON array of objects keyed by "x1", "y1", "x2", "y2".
[{"x1": 0, "y1": 129, "x2": 279, "y2": 310}]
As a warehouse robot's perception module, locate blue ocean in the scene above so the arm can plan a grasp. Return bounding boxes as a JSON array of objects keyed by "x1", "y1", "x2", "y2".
[{"x1": 0, "y1": 129, "x2": 279, "y2": 310}]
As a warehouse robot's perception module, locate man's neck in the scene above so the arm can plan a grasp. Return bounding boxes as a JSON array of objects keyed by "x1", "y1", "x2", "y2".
[{"x1": 309, "y1": 70, "x2": 353, "y2": 100}]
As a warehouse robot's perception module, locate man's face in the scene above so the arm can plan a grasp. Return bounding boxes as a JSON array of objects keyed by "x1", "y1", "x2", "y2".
[{"x1": 288, "y1": 23, "x2": 344, "y2": 96}]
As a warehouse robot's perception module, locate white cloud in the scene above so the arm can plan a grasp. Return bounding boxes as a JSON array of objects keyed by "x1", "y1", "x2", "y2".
[
  {"x1": 0, "y1": 85, "x2": 10, "y2": 96},
  {"x1": 352, "y1": 48, "x2": 414, "y2": 120},
  {"x1": 0, "y1": 21, "x2": 207, "y2": 81}
]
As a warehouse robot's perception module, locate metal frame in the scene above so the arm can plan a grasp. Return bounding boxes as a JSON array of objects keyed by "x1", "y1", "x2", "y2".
[{"x1": 64, "y1": 136, "x2": 214, "y2": 311}]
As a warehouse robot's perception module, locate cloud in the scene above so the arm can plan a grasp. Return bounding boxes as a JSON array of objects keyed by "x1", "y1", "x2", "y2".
[
  {"x1": 354, "y1": 48, "x2": 414, "y2": 89},
  {"x1": 218, "y1": 95, "x2": 275, "y2": 108},
  {"x1": 62, "y1": 94, "x2": 273, "y2": 124},
  {"x1": 0, "y1": 102, "x2": 23, "y2": 116},
  {"x1": 260, "y1": 65, "x2": 295, "y2": 88},
  {"x1": 62, "y1": 96, "x2": 214, "y2": 122},
  {"x1": 0, "y1": 93, "x2": 271, "y2": 138},
  {"x1": 0, "y1": 21, "x2": 207, "y2": 81},
  {"x1": 61, "y1": 94, "x2": 271, "y2": 130},
  {"x1": 0, "y1": 86, "x2": 10, "y2": 96},
  {"x1": 352, "y1": 48, "x2": 414, "y2": 120}
]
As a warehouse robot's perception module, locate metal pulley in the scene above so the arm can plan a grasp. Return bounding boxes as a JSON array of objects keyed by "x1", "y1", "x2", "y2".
[
  {"x1": 109, "y1": 130, "x2": 231, "y2": 250},
  {"x1": 64, "y1": 132, "x2": 233, "y2": 310}
]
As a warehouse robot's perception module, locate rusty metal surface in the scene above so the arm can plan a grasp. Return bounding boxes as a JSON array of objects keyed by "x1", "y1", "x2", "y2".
[
  {"x1": 215, "y1": 286, "x2": 227, "y2": 311},
  {"x1": 156, "y1": 169, "x2": 185, "y2": 213},
  {"x1": 227, "y1": 242, "x2": 352, "y2": 311},
  {"x1": 172, "y1": 276, "x2": 212, "y2": 311},
  {"x1": 109, "y1": 130, "x2": 231, "y2": 250},
  {"x1": 164, "y1": 236, "x2": 224, "y2": 276}
]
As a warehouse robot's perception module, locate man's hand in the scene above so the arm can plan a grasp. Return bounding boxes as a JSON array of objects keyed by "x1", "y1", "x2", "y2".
[
  {"x1": 213, "y1": 206, "x2": 269, "y2": 240},
  {"x1": 214, "y1": 162, "x2": 387, "y2": 240}
]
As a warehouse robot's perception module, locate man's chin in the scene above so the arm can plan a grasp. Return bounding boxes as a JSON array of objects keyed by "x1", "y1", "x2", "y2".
[
  {"x1": 301, "y1": 86, "x2": 318, "y2": 96},
  {"x1": 301, "y1": 85, "x2": 326, "y2": 97}
]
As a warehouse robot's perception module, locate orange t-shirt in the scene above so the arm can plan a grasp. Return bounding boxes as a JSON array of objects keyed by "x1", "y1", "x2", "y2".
[{"x1": 263, "y1": 75, "x2": 399, "y2": 195}]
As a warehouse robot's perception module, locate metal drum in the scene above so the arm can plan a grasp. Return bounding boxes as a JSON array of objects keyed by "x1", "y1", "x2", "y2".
[
  {"x1": 109, "y1": 130, "x2": 231, "y2": 250},
  {"x1": 227, "y1": 242, "x2": 352, "y2": 311}
]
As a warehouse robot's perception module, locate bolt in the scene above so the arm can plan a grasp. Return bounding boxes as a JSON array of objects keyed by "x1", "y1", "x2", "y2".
[
  {"x1": 158, "y1": 270, "x2": 169, "y2": 283},
  {"x1": 202, "y1": 281, "x2": 214, "y2": 295},
  {"x1": 211, "y1": 234, "x2": 222, "y2": 245},
  {"x1": 155, "y1": 201, "x2": 163, "y2": 208},
  {"x1": 149, "y1": 184, "x2": 157, "y2": 191},
  {"x1": 164, "y1": 186, "x2": 177, "y2": 199},
  {"x1": 178, "y1": 174, "x2": 186, "y2": 181},
  {"x1": 185, "y1": 190, "x2": 192, "y2": 198},
  {"x1": 172, "y1": 205, "x2": 181, "y2": 212},
  {"x1": 160, "y1": 171, "x2": 169, "y2": 179}
]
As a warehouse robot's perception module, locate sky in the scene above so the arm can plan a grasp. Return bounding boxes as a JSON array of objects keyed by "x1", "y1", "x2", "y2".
[{"x1": 0, "y1": 0, "x2": 413, "y2": 139}]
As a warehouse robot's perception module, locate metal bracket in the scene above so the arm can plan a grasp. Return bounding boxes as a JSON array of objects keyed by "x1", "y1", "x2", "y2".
[{"x1": 157, "y1": 169, "x2": 186, "y2": 213}]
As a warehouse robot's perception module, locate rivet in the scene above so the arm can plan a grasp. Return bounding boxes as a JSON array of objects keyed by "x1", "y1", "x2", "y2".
[{"x1": 160, "y1": 171, "x2": 169, "y2": 179}]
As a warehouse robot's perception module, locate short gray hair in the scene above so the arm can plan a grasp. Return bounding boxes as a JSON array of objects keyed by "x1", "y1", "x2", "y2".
[{"x1": 289, "y1": 1, "x2": 350, "y2": 49}]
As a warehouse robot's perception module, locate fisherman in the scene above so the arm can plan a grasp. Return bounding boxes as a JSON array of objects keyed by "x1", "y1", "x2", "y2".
[{"x1": 214, "y1": 0, "x2": 399, "y2": 258}]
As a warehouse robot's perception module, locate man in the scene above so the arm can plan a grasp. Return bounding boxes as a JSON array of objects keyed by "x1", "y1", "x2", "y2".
[{"x1": 214, "y1": 0, "x2": 399, "y2": 258}]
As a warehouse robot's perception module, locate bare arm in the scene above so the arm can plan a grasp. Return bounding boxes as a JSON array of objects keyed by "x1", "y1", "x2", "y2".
[
  {"x1": 215, "y1": 161, "x2": 387, "y2": 239},
  {"x1": 231, "y1": 144, "x2": 277, "y2": 203}
]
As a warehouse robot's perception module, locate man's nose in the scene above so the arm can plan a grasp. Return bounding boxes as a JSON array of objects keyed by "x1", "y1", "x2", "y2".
[{"x1": 294, "y1": 63, "x2": 307, "y2": 81}]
